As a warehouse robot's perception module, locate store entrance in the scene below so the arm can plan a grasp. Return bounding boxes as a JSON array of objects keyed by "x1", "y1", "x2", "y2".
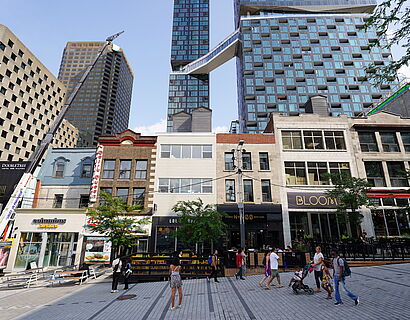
[{"x1": 43, "y1": 233, "x2": 78, "y2": 267}]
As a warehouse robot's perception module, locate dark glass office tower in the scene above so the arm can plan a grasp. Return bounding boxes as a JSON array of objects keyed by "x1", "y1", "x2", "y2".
[
  {"x1": 234, "y1": 1, "x2": 398, "y2": 133},
  {"x1": 58, "y1": 42, "x2": 133, "y2": 146},
  {"x1": 167, "y1": 0, "x2": 210, "y2": 132}
]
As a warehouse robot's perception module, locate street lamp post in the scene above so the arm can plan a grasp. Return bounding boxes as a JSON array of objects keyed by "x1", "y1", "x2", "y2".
[{"x1": 233, "y1": 140, "x2": 246, "y2": 249}]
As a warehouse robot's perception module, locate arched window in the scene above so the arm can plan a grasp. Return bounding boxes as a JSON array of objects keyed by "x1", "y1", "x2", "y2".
[
  {"x1": 81, "y1": 157, "x2": 93, "y2": 178},
  {"x1": 53, "y1": 158, "x2": 67, "y2": 178}
]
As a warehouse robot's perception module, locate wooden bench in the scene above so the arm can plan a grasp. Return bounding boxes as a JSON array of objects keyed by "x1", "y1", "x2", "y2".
[
  {"x1": 1, "y1": 272, "x2": 39, "y2": 288},
  {"x1": 50, "y1": 270, "x2": 88, "y2": 286}
]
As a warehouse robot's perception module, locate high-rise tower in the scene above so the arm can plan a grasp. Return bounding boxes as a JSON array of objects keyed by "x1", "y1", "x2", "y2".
[
  {"x1": 167, "y1": 0, "x2": 210, "y2": 132},
  {"x1": 58, "y1": 41, "x2": 133, "y2": 146}
]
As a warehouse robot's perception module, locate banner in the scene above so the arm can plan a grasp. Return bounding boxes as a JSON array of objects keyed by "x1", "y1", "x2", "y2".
[{"x1": 89, "y1": 145, "x2": 104, "y2": 202}]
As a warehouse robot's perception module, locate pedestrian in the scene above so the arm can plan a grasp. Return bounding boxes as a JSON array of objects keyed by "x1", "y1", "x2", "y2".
[
  {"x1": 312, "y1": 246, "x2": 324, "y2": 292},
  {"x1": 259, "y1": 249, "x2": 272, "y2": 287},
  {"x1": 235, "y1": 248, "x2": 246, "y2": 280},
  {"x1": 123, "y1": 257, "x2": 132, "y2": 290},
  {"x1": 207, "y1": 250, "x2": 219, "y2": 283},
  {"x1": 169, "y1": 257, "x2": 183, "y2": 311},
  {"x1": 266, "y1": 248, "x2": 283, "y2": 289},
  {"x1": 331, "y1": 248, "x2": 359, "y2": 306},
  {"x1": 321, "y1": 259, "x2": 333, "y2": 299},
  {"x1": 111, "y1": 256, "x2": 122, "y2": 293}
]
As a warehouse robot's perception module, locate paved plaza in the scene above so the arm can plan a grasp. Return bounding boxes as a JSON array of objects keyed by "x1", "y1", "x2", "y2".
[{"x1": 1, "y1": 264, "x2": 409, "y2": 320}]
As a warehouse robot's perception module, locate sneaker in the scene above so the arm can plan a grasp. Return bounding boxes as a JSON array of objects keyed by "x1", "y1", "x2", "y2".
[
  {"x1": 176, "y1": 304, "x2": 182, "y2": 309},
  {"x1": 170, "y1": 307, "x2": 175, "y2": 311},
  {"x1": 215, "y1": 280, "x2": 220, "y2": 283},
  {"x1": 278, "y1": 285, "x2": 284, "y2": 288},
  {"x1": 355, "y1": 298, "x2": 360, "y2": 306},
  {"x1": 334, "y1": 302, "x2": 343, "y2": 306},
  {"x1": 315, "y1": 288, "x2": 321, "y2": 292},
  {"x1": 240, "y1": 277, "x2": 245, "y2": 280},
  {"x1": 206, "y1": 277, "x2": 210, "y2": 282},
  {"x1": 235, "y1": 274, "x2": 238, "y2": 280}
]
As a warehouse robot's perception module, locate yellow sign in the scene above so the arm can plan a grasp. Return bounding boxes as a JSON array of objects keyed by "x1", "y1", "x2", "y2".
[{"x1": 38, "y1": 224, "x2": 59, "y2": 228}]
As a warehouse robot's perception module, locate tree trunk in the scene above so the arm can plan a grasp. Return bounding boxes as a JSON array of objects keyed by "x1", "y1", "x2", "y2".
[{"x1": 211, "y1": 240, "x2": 214, "y2": 254}]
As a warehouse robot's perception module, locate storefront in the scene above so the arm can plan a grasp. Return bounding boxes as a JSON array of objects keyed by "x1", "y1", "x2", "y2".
[
  {"x1": 6, "y1": 209, "x2": 87, "y2": 271},
  {"x1": 287, "y1": 192, "x2": 349, "y2": 242}
]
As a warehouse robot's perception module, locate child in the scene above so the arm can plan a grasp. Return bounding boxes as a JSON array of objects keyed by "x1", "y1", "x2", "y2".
[
  {"x1": 288, "y1": 268, "x2": 303, "y2": 289},
  {"x1": 321, "y1": 260, "x2": 333, "y2": 299}
]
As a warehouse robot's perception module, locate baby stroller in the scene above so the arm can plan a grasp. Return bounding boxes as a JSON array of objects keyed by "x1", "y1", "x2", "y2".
[{"x1": 290, "y1": 264, "x2": 314, "y2": 295}]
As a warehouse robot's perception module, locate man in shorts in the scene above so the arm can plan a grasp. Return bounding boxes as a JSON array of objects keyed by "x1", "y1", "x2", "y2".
[{"x1": 266, "y1": 248, "x2": 283, "y2": 289}]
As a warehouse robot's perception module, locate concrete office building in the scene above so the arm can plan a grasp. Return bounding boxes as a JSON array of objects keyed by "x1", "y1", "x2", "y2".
[
  {"x1": 58, "y1": 41, "x2": 133, "y2": 147},
  {"x1": 0, "y1": 25, "x2": 74, "y2": 162},
  {"x1": 167, "y1": 0, "x2": 210, "y2": 132}
]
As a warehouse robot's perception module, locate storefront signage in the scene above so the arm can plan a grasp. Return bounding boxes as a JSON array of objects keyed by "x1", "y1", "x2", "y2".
[
  {"x1": 226, "y1": 214, "x2": 266, "y2": 221},
  {"x1": 287, "y1": 192, "x2": 339, "y2": 209},
  {"x1": 89, "y1": 145, "x2": 104, "y2": 203},
  {"x1": 32, "y1": 218, "x2": 67, "y2": 229}
]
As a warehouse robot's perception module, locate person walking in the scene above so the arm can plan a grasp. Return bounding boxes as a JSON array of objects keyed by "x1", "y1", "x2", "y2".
[
  {"x1": 235, "y1": 248, "x2": 246, "y2": 280},
  {"x1": 321, "y1": 260, "x2": 333, "y2": 299},
  {"x1": 111, "y1": 256, "x2": 122, "y2": 293},
  {"x1": 123, "y1": 257, "x2": 132, "y2": 290},
  {"x1": 312, "y1": 246, "x2": 324, "y2": 292},
  {"x1": 259, "y1": 249, "x2": 272, "y2": 287},
  {"x1": 208, "y1": 250, "x2": 219, "y2": 283},
  {"x1": 169, "y1": 257, "x2": 183, "y2": 311},
  {"x1": 331, "y1": 248, "x2": 359, "y2": 306},
  {"x1": 266, "y1": 248, "x2": 283, "y2": 289}
]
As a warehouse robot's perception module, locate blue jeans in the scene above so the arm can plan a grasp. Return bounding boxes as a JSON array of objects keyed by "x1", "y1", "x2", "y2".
[{"x1": 334, "y1": 274, "x2": 358, "y2": 303}]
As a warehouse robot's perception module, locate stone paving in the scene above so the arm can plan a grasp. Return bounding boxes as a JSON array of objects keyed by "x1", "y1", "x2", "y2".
[{"x1": 1, "y1": 264, "x2": 409, "y2": 320}]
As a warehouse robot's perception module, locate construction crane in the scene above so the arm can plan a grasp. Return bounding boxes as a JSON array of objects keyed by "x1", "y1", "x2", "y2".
[{"x1": 0, "y1": 31, "x2": 124, "y2": 240}]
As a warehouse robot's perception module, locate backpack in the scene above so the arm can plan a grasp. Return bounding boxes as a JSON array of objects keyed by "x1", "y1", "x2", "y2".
[
  {"x1": 340, "y1": 258, "x2": 351, "y2": 277},
  {"x1": 207, "y1": 255, "x2": 213, "y2": 265}
]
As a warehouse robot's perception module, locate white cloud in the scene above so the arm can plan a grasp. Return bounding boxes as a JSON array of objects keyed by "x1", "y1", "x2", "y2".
[
  {"x1": 398, "y1": 64, "x2": 410, "y2": 82},
  {"x1": 133, "y1": 119, "x2": 167, "y2": 135},
  {"x1": 213, "y1": 125, "x2": 229, "y2": 133}
]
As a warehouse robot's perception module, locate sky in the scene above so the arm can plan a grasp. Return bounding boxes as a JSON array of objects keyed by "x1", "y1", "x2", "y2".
[{"x1": 0, "y1": 1, "x2": 408, "y2": 135}]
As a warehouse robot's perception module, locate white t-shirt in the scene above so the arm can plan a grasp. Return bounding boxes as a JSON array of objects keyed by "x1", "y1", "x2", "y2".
[
  {"x1": 270, "y1": 252, "x2": 279, "y2": 270},
  {"x1": 112, "y1": 258, "x2": 122, "y2": 273},
  {"x1": 313, "y1": 252, "x2": 324, "y2": 271}
]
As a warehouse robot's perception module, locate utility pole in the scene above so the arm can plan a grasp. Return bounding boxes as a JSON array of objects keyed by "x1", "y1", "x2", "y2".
[{"x1": 233, "y1": 140, "x2": 245, "y2": 249}]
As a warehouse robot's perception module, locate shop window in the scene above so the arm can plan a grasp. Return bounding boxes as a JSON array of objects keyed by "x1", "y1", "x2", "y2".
[
  {"x1": 225, "y1": 179, "x2": 236, "y2": 202},
  {"x1": 116, "y1": 188, "x2": 129, "y2": 203},
  {"x1": 53, "y1": 159, "x2": 66, "y2": 178},
  {"x1": 380, "y1": 132, "x2": 400, "y2": 152},
  {"x1": 364, "y1": 161, "x2": 386, "y2": 187},
  {"x1": 133, "y1": 188, "x2": 145, "y2": 206},
  {"x1": 259, "y1": 153, "x2": 270, "y2": 170},
  {"x1": 14, "y1": 232, "x2": 43, "y2": 269},
  {"x1": 81, "y1": 158, "x2": 93, "y2": 178},
  {"x1": 224, "y1": 152, "x2": 234, "y2": 170},
  {"x1": 242, "y1": 152, "x2": 252, "y2": 170},
  {"x1": 135, "y1": 160, "x2": 148, "y2": 180},
  {"x1": 119, "y1": 160, "x2": 131, "y2": 179},
  {"x1": 358, "y1": 132, "x2": 378, "y2": 152},
  {"x1": 400, "y1": 132, "x2": 410, "y2": 152},
  {"x1": 102, "y1": 160, "x2": 115, "y2": 179},
  {"x1": 307, "y1": 162, "x2": 329, "y2": 185},
  {"x1": 329, "y1": 162, "x2": 351, "y2": 181},
  {"x1": 79, "y1": 195, "x2": 89, "y2": 208},
  {"x1": 261, "y1": 180, "x2": 272, "y2": 202},
  {"x1": 387, "y1": 162, "x2": 408, "y2": 187},
  {"x1": 282, "y1": 131, "x2": 302, "y2": 149},
  {"x1": 243, "y1": 179, "x2": 254, "y2": 202},
  {"x1": 53, "y1": 194, "x2": 63, "y2": 208},
  {"x1": 324, "y1": 131, "x2": 346, "y2": 150},
  {"x1": 285, "y1": 162, "x2": 307, "y2": 185}
]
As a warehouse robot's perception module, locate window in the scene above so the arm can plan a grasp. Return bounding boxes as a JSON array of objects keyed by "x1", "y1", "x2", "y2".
[
  {"x1": 81, "y1": 160, "x2": 93, "y2": 178},
  {"x1": 225, "y1": 180, "x2": 236, "y2": 202},
  {"x1": 160, "y1": 144, "x2": 212, "y2": 159},
  {"x1": 100, "y1": 187, "x2": 112, "y2": 194},
  {"x1": 364, "y1": 161, "x2": 385, "y2": 187},
  {"x1": 243, "y1": 179, "x2": 254, "y2": 202},
  {"x1": 303, "y1": 131, "x2": 324, "y2": 149},
  {"x1": 161, "y1": 144, "x2": 171, "y2": 158},
  {"x1": 259, "y1": 153, "x2": 270, "y2": 170},
  {"x1": 102, "y1": 160, "x2": 115, "y2": 179},
  {"x1": 53, "y1": 159, "x2": 66, "y2": 178},
  {"x1": 135, "y1": 160, "x2": 148, "y2": 180},
  {"x1": 324, "y1": 131, "x2": 346, "y2": 150},
  {"x1": 285, "y1": 162, "x2": 307, "y2": 185},
  {"x1": 158, "y1": 178, "x2": 213, "y2": 193},
  {"x1": 358, "y1": 132, "x2": 378, "y2": 152},
  {"x1": 282, "y1": 131, "x2": 302, "y2": 149},
  {"x1": 79, "y1": 195, "x2": 89, "y2": 208},
  {"x1": 224, "y1": 152, "x2": 234, "y2": 170},
  {"x1": 133, "y1": 188, "x2": 145, "y2": 206},
  {"x1": 380, "y1": 132, "x2": 400, "y2": 152},
  {"x1": 329, "y1": 162, "x2": 351, "y2": 180},
  {"x1": 53, "y1": 194, "x2": 63, "y2": 208},
  {"x1": 116, "y1": 188, "x2": 129, "y2": 203},
  {"x1": 307, "y1": 162, "x2": 329, "y2": 185},
  {"x1": 242, "y1": 152, "x2": 252, "y2": 170},
  {"x1": 387, "y1": 162, "x2": 408, "y2": 187},
  {"x1": 400, "y1": 132, "x2": 410, "y2": 152},
  {"x1": 261, "y1": 180, "x2": 272, "y2": 202}
]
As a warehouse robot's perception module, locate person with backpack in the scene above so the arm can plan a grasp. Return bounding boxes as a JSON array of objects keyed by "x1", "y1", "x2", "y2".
[
  {"x1": 235, "y1": 248, "x2": 246, "y2": 280},
  {"x1": 122, "y1": 257, "x2": 132, "y2": 290},
  {"x1": 207, "y1": 250, "x2": 219, "y2": 283},
  {"x1": 331, "y1": 248, "x2": 359, "y2": 306},
  {"x1": 111, "y1": 256, "x2": 122, "y2": 293}
]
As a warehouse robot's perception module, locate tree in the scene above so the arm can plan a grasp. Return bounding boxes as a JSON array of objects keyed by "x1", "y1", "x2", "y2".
[
  {"x1": 86, "y1": 192, "x2": 149, "y2": 258},
  {"x1": 364, "y1": 0, "x2": 410, "y2": 84},
  {"x1": 172, "y1": 198, "x2": 227, "y2": 253},
  {"x1": 324, "y1": 174, "x2": 372, "y2": 238}
]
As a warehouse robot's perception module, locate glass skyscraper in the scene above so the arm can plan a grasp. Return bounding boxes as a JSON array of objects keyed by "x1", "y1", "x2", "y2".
[
  {"x1": 234, "y1": 0, "x2": 397, "y2": 133},
  {"x1": 167, "y1": 0, "x2": 210, "y2": 132}
]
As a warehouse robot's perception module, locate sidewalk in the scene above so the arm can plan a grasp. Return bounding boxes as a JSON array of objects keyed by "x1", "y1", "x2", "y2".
[{"x1": 3, "y1": 264, "x2": 409, "y2": 320}]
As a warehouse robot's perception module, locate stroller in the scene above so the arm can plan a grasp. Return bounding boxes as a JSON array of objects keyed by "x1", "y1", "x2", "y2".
[{"x1": 290, "y1": 264, "x2": 314, "y2": 295}]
